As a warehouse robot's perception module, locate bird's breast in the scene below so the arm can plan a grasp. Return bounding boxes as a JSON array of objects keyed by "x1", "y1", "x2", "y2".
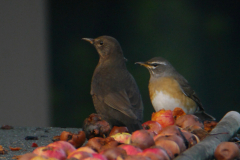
[{"x1": 149, "y1": 77, "x2": 197, "y2": 114}]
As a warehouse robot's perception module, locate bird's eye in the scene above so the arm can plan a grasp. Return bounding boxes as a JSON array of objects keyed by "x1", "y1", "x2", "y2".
[
  {"x1": 151, "y1": 63, "x2": 158, "y2": 67},
  {"x1": 99, "y1": 41, "x2": 103, "y2": 45}
]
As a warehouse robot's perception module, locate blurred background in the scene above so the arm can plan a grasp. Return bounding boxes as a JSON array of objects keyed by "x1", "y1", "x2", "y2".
[{"x1": 0, "y1": 1, "x2": 239, "y2": 127}]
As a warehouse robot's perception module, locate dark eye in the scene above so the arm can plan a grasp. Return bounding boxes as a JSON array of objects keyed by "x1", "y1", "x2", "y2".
[
  {"x1": 99, "y1": 41, "x2": 103, "y2": 45},
  {"x1": 151, "y1": 63, "x2": 158, "y2": 67}
]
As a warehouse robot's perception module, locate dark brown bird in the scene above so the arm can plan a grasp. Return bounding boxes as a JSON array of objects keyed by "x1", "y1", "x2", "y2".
[
  {"x1": 82, "y1": 36, "x2": 144, "y2": 132},
  {"x1": 136, "y1": 57, "x2": 215, "y2": 121}
]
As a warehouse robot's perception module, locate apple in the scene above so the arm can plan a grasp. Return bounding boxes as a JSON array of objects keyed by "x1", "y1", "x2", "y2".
[
  {"x1": 72, "y1": 146, "x2": 97, "y2": 154},
  {"x1": 175, "y1": 114, "x2": 204, "y2": 129},
  {"x1": 111, "y1": 132, "x2": 131, "y2": 144},
  {"x1": 214, "y1": 142, "x2": 240, "y2": 160},
  {"x1": 91, "y1": 153, "x2": 108, "y2": 160},
  {"x1": 157, "y1": 125, "x2": 182, "y2": 137},
  {"x1": 67, "y1": 151, "x2": 92, "y2": 159},
  {"x1": 101, "y1": 147, "x2": 127, "y2": 160},
  {"x1": 99, "y1": 137, "x2": 119, "y2": 152},
  {"x1": 30, "y1": 157, "x2": 56, "y2": 160},
  {"x1": 172, "y1": 107, "x2": 186, "y2": 120},
  {"x1": 142, "y1": 121, "x2": 162, "y2": 136},
  {"x1": 131, "y1": 130, "x2": 155, "y2": 150},
  {"x1": 138, "y1": 147, "x2": 170, "y2": 160},
  {"x1": 109, "y1": 126, "x2": 129, "y2": 136},
  {"x1": 154, "y1": 134, "x2": 186, "y2": 153},
  {"x1": 47, "y1": 141, "x2": 76, "y2": 156},
  {"x1": 33, "y1": 146, "x2": 66, "y2": 160},
  {"x1": 116, "y1": 155, "x2": 151, "y2": 160},
  {"x1": 118, "y1": 144, "x2": 142, "y2": 155},
  {"x1": 151, "y1": 109, "x2": 175, "y2": 128},
  {"x1": 85, "y1": 137, "x2": 105, "y2": 152},
  {"x1": 154, "y1": 139, "x2": 180, "y2": 158}
]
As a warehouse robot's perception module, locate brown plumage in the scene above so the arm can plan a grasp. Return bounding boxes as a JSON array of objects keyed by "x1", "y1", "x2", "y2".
[
  {"x1": 82, "y1": 36, "x2": 144, "y2": 132},
  {"x1": 136, "y1": 57, "x2": 215, "y2": 121}
]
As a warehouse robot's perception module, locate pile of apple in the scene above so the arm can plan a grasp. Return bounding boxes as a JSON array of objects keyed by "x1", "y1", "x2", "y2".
[{"x1": 20, "y1": 108, "x2": 219, "y2": 160}]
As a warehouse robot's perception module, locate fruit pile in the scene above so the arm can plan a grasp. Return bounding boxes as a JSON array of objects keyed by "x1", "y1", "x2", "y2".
[{"x1": 19, "y1": 108, "x2": 240, "y2": 160}]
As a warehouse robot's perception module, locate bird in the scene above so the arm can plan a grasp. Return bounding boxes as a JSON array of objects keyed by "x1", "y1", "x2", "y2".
[
  {"x1": 82, "y1": 35, "x2": 144, "y2": 132},
  {"x1": 135, "y1": 57, "x2": 215, "y2": 121}
]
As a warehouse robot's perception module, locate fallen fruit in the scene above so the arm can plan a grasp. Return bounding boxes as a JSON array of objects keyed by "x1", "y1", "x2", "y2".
[
  {"x1": 33, "y1": 146, "x2": 66, "y2": 160},
  {"x1": 142, "y1": 120, "x2": 162, "y2": 135},
  {"x1": 102, "y1": 147, "x2": 127, "y2": 160},
  {"x1": 154, "y1": 139, "x2": 180, "y2": 158},
  {"x1": 83, "y1": 113, "x2": 111, "y2": 139},
  {"x1": 214, "y1": 142, "x2": 240, "y2": 160},
  {"x1": 175, "y1": 114, "x2": 204, "y2": 129},
  {"x1": 118, "y1": 144, "x2": 142, "y2": 155},
  {"x1": 48, "y1": 141, "x2": 76, "y2": 156},
  {"x1": 131, "y1": 130, "x2": 155, "y2": 150},
  {"x1": 151, "y1": 109, "x2": 175, "y2": 128},
  {"x1": 109, "y1": 126, "x2": 129, "y2": 136},
  {"x1": 111, "y1": 132, "x2": 131, "y2": 144}
]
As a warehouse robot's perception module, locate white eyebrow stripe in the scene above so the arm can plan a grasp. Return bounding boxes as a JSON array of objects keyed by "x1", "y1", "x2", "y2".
[{"x1": 148, "y1": 61, "x2": 167, "y2": 65}]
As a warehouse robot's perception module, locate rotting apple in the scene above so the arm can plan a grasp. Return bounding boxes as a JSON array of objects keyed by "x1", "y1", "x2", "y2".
[
  {"x1": 214, "y1": 142, "x2": 240, "y2": 160},
  {"x1": 111, "y1": 132, "x2": 131, "y2": 144},
  {"x1": 118, "y1": 144, "x2": 142, "y2": 155},
  {"x1": 109, "y1": 126, "x2": 129, "y2": 136},
  {"x1": 131, "y1": 130, "x2": 155, "y2": 150},
  {"x1": 138, "y1": 147, "x2": 170, "y2": 160},
  {"x1": 175, "y1": 114, "x2": 204, "y2": 129},
  {"x1": 67, "y1": 151, "x2": 92, "y2": 159},
  {"x1": 154, "y1": 139, "x2": 180, "y2": 158},
  {"x1": 47, "y1": 141, "x2": 76, "y2": 156},
  {"x1": 154, "y1": 134, "x2": 186, "y2": 153},
  {"x1": 33, "y1": 146, "x2": 66, "y2": 160},
  {"x1": 142, "y1": 120, "x2": 162, "y2": 136},
  {"x1": 116, "y1": 154, "x2": 151, "y2": 160},
  {"x1": 101, "y1": 147, "x2": 127, "y2": 160}
]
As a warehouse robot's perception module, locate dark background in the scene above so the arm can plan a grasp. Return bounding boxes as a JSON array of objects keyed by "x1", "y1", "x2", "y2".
[{"x1": 49, "y1": 1, "x2": 240, "y2": 127}]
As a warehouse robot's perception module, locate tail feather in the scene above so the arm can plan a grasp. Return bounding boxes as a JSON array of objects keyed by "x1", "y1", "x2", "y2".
[{"x1": 194, "y1": 111, "x2": 215, "y2": 121}]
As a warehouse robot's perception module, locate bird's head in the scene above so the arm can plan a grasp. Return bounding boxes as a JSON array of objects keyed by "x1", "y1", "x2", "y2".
[
  {"x1": 82, "y1": 36, "x2": 125, "y2": 62},
  {"x1": 135, "y1": 57, "x2": 173, "y2": 77}
]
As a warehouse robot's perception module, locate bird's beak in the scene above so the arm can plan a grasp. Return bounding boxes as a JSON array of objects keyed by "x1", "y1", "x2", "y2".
[
  {"x1": 82, "y1": 38, "x2": 94, "y2": 44},
  {"x1": 135, "y1": 62, "x2": 149, "y2": 67}
]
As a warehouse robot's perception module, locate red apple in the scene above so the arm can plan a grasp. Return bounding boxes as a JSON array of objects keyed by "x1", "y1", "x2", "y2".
[
  {"x1": 67, "y1": 151, "x2": 92, "y2": 159},
  {"x1": 142, "y1": 121, "x2": 162, "y2": 136},
  {"x1": 33, "y1": 146, "x2": 66, "y2": 160},
  {"x1": 131, "y1": 130, "x2": 155, "y2": 150},
  {"x1": 139, "y1": 147, "x2": 170, "y2": 160},
  {"x1": 117, "y1": 155, "x2": 151, "y2": 160},
  {"x1": 109, "y1": 126, "x2": 129, "y2": 136},
  {"x1": 151, "y1": 109, "x2": 175, "y2": 128},
  {"x1": 154, "y1": 139, "x2": 180, "y2": 158},
  {"x1": 154, "y1": 134, "x2": 186, "y2": 153},
  {"x1": 214, "y1": 142, "x2": 240, "y2": 160},
  {"x1": 175, "y1": 114, "x2": 204, "y2": 129},
  {"x1": 47, "y1": 141, "x2": 76, "y2": 156},
  {"x1": 101, "y1": 147, "x2": 127, "y2": 160},
  {"x1": 72, "y1": 146, "x2": 97, "y2": 154},
  {"x1": 91, "y1": 153, "x2": 108, "y2": 160},
  {"x1": 157, "y1": 125, "x2": 182, "y2": 137},
  {"x1": 118, "y1": 144, "x2": 142, "y2": 155}
]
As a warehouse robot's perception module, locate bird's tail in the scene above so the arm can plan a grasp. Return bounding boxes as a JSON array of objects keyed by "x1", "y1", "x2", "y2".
[
  {"x1": 126, "y1": 121, "x2": 143, "y2": 133},
  {"x1": 194, "y1": 111, "x2": 216, "y2": 121}
]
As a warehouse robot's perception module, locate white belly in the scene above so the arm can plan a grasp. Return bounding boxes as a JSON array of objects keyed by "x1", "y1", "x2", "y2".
[{"x1": 151, "y1": 90, "x2": 196, "y2": 114}]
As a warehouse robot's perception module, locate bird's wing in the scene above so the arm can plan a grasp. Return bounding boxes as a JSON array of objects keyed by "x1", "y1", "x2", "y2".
[
  {"x1": 174, "y1": 74, "x2": 205, "y2": 111},
  {"x1": 104, "y1": 90, "x2": 138, "y2": 120}
]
